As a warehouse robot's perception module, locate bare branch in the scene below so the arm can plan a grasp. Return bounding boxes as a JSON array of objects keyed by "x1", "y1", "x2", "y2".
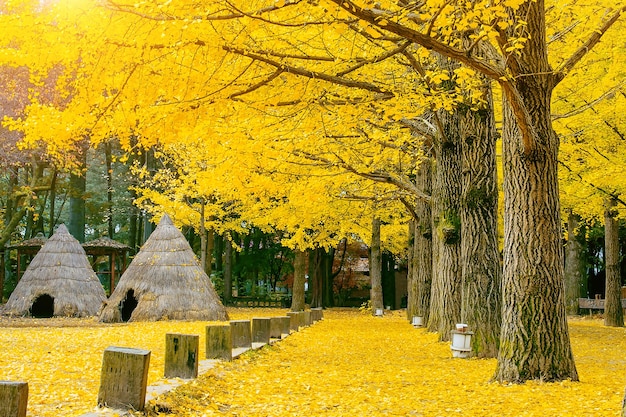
[
  {"x1": 336, "y1": 40, "x2": 413, "y2": 77},
  {"x1": 326, "y1": 0, "x2": 507, "y2": 81},
  {"x1": 552, "y1": 82, "x2": 626, "y2": 120},
  {"x1": 556, "y1": 6, "x2": 626, "y2": 81},
  {"x1": 228, "y1": 69, "x2": 285, "y2": 99},
  {"x1": 223, "y1": 45, "x2": 393, "y2": 96},
  {"x1": 293, "y1": 149, "x2": 431, "y2": 203}
]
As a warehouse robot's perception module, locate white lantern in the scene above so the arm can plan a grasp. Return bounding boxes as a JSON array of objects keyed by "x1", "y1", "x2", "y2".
[{"x1": 450, "y1": 327, "x2": 473, "y2": 358}]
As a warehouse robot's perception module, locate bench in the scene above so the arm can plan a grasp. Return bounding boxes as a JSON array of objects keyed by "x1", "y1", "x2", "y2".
[
  {"x1": 227, "y1": 296, "x2": 291, "y2": 308},
  {"x1": 578, "y1": 297, "x2": 626, "y2": 311}
]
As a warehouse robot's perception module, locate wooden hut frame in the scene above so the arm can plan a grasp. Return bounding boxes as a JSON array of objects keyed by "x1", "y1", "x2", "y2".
[
  {"x1": 6, "y1": 233, "x2": 48, "y2": 283},
  {"x1": 82, "y1": 237, "x2": 131, "y2": 296}
]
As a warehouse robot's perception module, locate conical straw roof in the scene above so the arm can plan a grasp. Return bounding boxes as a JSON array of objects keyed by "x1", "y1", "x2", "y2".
[
  {"x1": 99, "y1": 214, "x2": 229, "y2": 322},
  {"x1": 3, "y1": 224, "x2": 107, "y2": 317}
]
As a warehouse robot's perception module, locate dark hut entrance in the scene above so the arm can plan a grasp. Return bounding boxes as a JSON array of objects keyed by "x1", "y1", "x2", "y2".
[
  {"x1": 120, "y1": 289, "x2": 138, "y2": 322},
  {"x1": 31, "y1": 294, "x2": 55, "y2": 318}
]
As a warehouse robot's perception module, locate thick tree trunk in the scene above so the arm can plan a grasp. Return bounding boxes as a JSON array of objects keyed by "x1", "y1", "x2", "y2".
[
  {"x1": 428, "y1": 100, "x2": 462, "y2": 340},
  {"x1": 370, "y1": 217, "x2": 384, "y2": 313},
  {"x1": 459, "y1": 83, "x2": 501, "y2": 358},
  {"x1": 604, "y1": 198, "x2": 623, "y2": 327},
  {"x1": 291, "y1": 250, "x2": 307, "y2": 312},
  {"x1": 495, "y1": 75, "x2": 578, "y2": 382},
  {"x1": 564, "y1": 211, "x2": 586, "y2": 315},
  {"x1": 411, "y1": 158, "x2": 433, "y2": 324}
]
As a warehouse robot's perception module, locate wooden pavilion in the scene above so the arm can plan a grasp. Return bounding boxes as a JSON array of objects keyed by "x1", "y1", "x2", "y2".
[
  {"x1": 6, "y1": 233, "x2": 48, "y2": 283},
  {"x1": 82, "y1": 237, "x2": 132, "y2": 296}
]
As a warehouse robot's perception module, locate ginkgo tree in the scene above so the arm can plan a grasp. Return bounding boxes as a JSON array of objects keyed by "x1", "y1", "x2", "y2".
[{"x1": 2, "y1": 0, "x2": 625, "y2": 383}]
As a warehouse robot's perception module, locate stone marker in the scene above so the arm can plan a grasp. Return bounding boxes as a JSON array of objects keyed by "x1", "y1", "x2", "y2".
[
  {"x1": 252, "y1": 317, "x2": 271, "y2": 344},
  {"x1": 0, "y1": 381, "x2": 28, "y2": 417},
  {"x1": 97, "y1": 346, "x2": 151, "y2": 411},
  {"x1": 287, "y1": 311, "x2": 305, "y2": 331},
  {"x1": 304, "y1": 310, "x2": 312, "y2": 326},
  {"x1": 311, "y1": 307, "x2": 323, "y2": 322},
  {"x1": 164, "y1": 333, "x2": 199, "y2": 379},
  {"x1": 230, "y1": 320, "x2": 252, "y2": 349},
  {"x1": 206, "y1": 324, "x2": 232, "y2": 361},
  {"x1": 270, "y1": 316, "x2": 290, "y2": 339}
]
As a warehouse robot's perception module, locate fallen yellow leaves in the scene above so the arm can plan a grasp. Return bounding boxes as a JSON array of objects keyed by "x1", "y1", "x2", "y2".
[
  {"x1": 0, "y1": 308, "x2": 279, "y2": 416},
  {"x1": 152, "y1": 311, "x2": 626, "y2": 416},
  {"x1": 1, "y1": 309, "x2": 625, "y2": 416}
]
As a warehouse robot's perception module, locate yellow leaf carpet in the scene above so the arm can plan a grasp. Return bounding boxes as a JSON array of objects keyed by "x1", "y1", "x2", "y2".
[{"x1": 1, "y1": 309, "x2": 625, "y2": 416}]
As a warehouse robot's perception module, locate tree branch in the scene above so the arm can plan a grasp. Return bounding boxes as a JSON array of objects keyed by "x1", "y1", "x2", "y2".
[
  {"x1": 228, "y1": 69, "x2": 285, "y2": 99},
  {"x1": 336, "y1": 40, "x2": 413, "y2": 77},
  {"x1": 555, "y1": 6, "x2": 626, "y2": 82},
  {"x1": 326, "y1": 0, "x2": 507, "y2": 81},
  {"x1": 223, "y1": 45, "x2": 393, "y2": 96}
]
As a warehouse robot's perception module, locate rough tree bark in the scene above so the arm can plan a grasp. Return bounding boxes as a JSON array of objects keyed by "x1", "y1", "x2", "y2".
[
  {"x1": 459, "y1": 80, "x2": 501, "y2": 358},
  {"x1": 428, "y1": 86, "x2": 462, "y2": 340},
  {"x1": 564, "y1": 211, "x2": 586, "y2": 315},
  {"x1": 604, "y1": 197, "x2": 623, "y2": 327},
  {"x1": 291, "y1": 249, "x2": 307, "y2": 312},
  {"x1": 494, "y1": 1, "x2": 579, "y2": 382},
  {"x1": 407, "y1": 158, "x2": 433, "y2": 324},
  {"x1": 369, "y1": 217, "x2": 384, "y2": 313}
]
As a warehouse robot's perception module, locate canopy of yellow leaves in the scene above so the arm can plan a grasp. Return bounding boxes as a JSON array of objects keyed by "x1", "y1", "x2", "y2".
[{"x1": 1, "y1": 309, "x2": 625, "y2": 416}]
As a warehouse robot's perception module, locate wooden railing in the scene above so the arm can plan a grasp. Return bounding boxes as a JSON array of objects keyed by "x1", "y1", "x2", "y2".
[{"x1": 226, "y1": 296, "x2": 291, "y2": 308}]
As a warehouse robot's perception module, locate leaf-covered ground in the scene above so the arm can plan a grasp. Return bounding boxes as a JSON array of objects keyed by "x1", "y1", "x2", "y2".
[{"x1": 1, "y1": 309, "x2": 625, "y2": 416}]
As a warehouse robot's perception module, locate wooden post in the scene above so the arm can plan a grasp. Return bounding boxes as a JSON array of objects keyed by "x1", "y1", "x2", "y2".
[
  {"x1": 251, "y1": 317, "x2": 271, "y2": 345},
  {"x1": 230, "y1": 320, "x2": 252, "y2": 348},
  {"x1": 304, "y1": 310, "x2": 312, "y2": 326},
  {"x1": 206, "y1": 324, "x2": 232, "y2": 361},
  {"x1": 311, "y1": 307, "x2": 323, "y2": 322},
  {"x1": 270, "y1": 316, "x2": 290, "y2": 339},
  {"x1": 0, "y1": 381, "x2": 28, "y2": 417},
  {"x1": 164, "y1": 333, "x2": 199, "y2": 379},
  {"x1": 97, "y1": 347, "x2": 150, "y2": 411},
  {"x1": 287, "y1": 311, "x2": 305, "y2": 331}
]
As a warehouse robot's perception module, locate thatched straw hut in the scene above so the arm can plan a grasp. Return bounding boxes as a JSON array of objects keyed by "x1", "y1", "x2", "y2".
[
  {"x1": 2, "y1": 224, "x2": 107, "y2": 318},
  {"x1": 99, "y1": 214, "x2": 228, "y2": 322}
]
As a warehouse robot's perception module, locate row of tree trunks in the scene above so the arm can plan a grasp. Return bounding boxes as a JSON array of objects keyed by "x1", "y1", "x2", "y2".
[
  {"x1": 428, "y1": 71, "x2": 463, "y2": 340},
  {"x1": 458, "y1": 79, "x2": 501, "y2": 358},
  {"x1": 407, "y1": 158, "x2": 433, "y2": 323}
]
